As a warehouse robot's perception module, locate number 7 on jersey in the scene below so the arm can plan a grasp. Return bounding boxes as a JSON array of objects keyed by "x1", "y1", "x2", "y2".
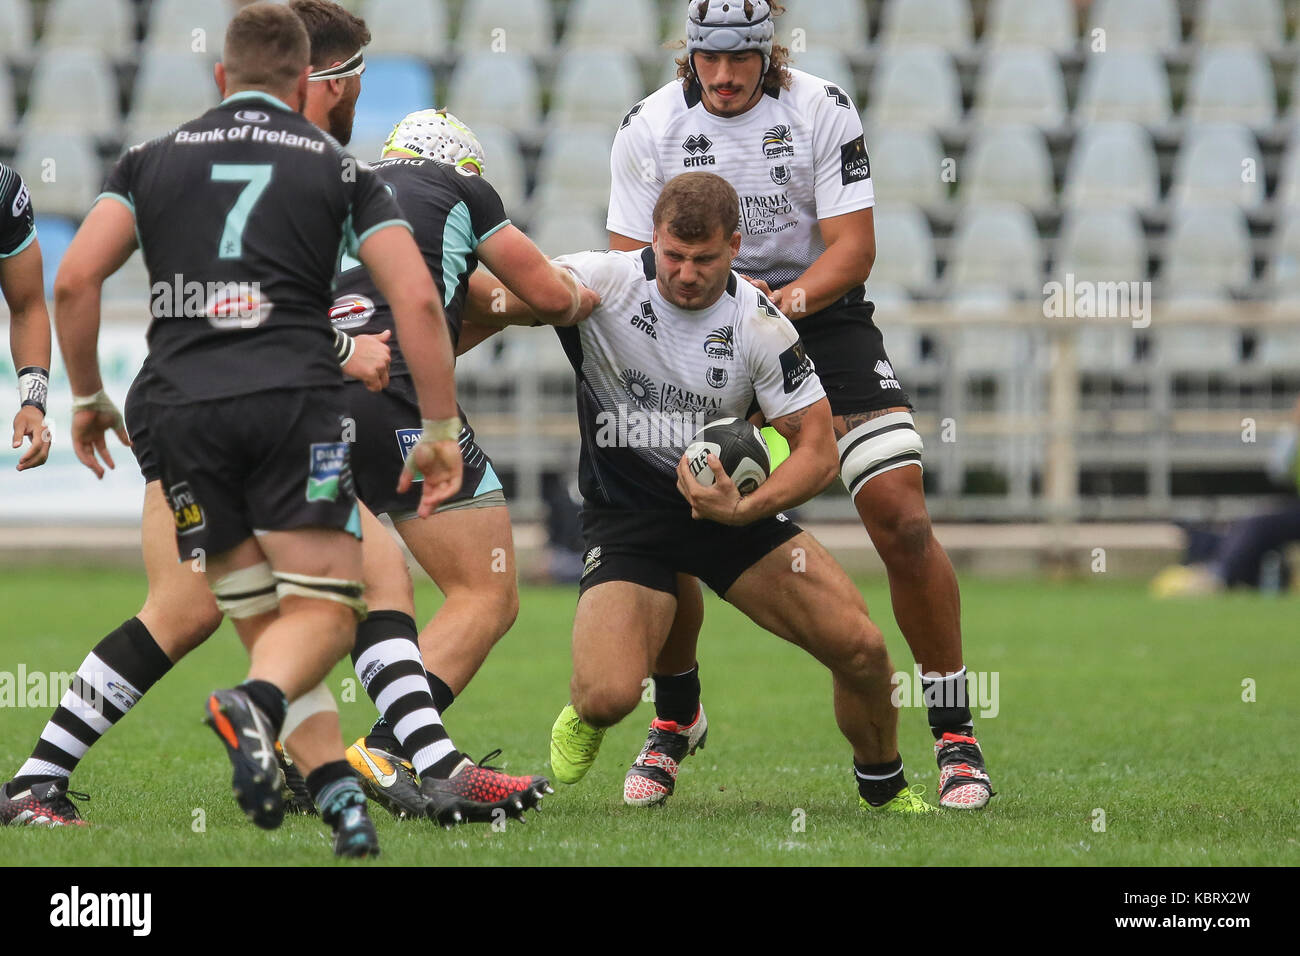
[{"x1": 211, "y1": 163, "x2": 272, "y2": 259}]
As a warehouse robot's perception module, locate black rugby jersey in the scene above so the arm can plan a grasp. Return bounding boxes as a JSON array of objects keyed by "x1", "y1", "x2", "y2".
[
  {"x1": 0, "y1": 162, "x2": 36, "y2": 259},
  {"x1": 101, "y1": 91, "x2": 409, "y2": 403},
  {"x1": 330, "y1": 156, "x2": 509, "y2": 377}
]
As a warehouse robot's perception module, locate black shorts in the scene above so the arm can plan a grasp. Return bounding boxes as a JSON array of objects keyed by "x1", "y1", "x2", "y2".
[
  {"x1": 345, "y1": 377, "x2": 503, "y2": 519},
  {"x1": 799, "y1": 293, "x2": 913, "y2": 416},
  {"x1": 578, "y1": 507, "x2": 804, "y2": 599},
  {"x1": 135, "y1": 386, "x2": 361, "y2": 556},
  {"x1": 124, "y1": 373, "x2": 159, "y2": 483}
]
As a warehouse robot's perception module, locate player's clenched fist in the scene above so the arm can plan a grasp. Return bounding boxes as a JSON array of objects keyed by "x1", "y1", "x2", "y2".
[{"x1": 398, "y1": 435, "x2": 464, "y2": 518}]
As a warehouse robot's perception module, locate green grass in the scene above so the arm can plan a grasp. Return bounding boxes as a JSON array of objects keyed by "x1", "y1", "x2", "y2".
[{"x1": 0, "y1": 568, "x2": 1296, "y2": 866}]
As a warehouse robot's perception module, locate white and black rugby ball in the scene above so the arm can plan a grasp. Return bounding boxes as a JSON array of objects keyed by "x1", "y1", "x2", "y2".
[{"x1": 684, "y1": 418, "x2": 770, "y2": 496}]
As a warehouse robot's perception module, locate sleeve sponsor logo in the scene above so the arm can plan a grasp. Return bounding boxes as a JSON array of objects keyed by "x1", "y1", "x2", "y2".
[
  {"x1": 840, "y1": 135, "x2": 871, "y2": 186},
  {"x1": 167, "y1": 482, "x2": 206, "y2": 535},
  {"x1": 12, "y1": 181, "x2": 30, "y2": 218},
  {"x1": 306, "y1": 442, "x2": 349, "y2": 502},
  {"x1": 779, "y1": 339, "x2": 815, "y2": 394}
]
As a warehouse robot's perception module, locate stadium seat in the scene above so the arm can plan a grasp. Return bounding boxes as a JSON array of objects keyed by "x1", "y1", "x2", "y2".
[
  {"x1": 983, "y1": 0, "x2": 1076, "y2": 52},
  {"x1": 564, "y1": 0, "x2": 661, "y2": 57},
  {"x1": 13, "y1": 131, "x2": 101, "y2": 219},
  {"x1": 1055, "y1": 206, "x2": 1148, "y2": 283},
  {"x1": 1170, "y1": 123, "x2": 1264, "y2": 211},
  {"x1": 947, "y1": 201, "x2": 1043, "y2": 297},
  {"x1": 526, "y1": 204, "x2": 608, "y2": 258},
  {"x1": 124, "y1": 51, "x2": 219, "y2": 145},
  {"x1": 0, "y1": 67, "x2": 15, "y2": 139},
  {"x1": 1275, "y1": 136, "x2": 1300, "y2": 209},
  {"x1": 868, "y1": 202, "x2": 937, "y2": 294},
  {"x1": 879, "y1": 0, "x2": 974, "y2": 53},
  {"x1": 348, "y1": 57, "x2": 436, "y2": 157},
  {"x1": 788, "y1": 49, "x2": 856, "y2": 94},
  {"x1": 1266, "y1": 216, "x2": 1300, "y2": 300},
  {"x1": 531, "y1": 125, "x2": 614, "y2": 215},
  {"x1": 1153, "y1": 319, "x2": 1240, "y2": 372},
  {"x1": 865, "y1": 125, "x2": 946, "y2": 208},
  {"x1": 1256, "y1": 327, "x2": 1300, "y2": 364},
  {"x1": 973, "y1": 48, "x2": 1068, "y2": 129},
  {"x1": 1085, "y1": 0, "x2": 1181, "y2": 52},
  {"x1": 472, "y1": 124, "x2": 529, "y2": 216},
  {"x1": 361, "y1": 0, "x2": 449, "y2": 59},
  {"x1": 41, "y1": 0, "x2": 134, "y2": 59},
  {"x1": 960, "y1": 124, "x2": 1054, "y2": 209},
  {"x1": 1194, "y1": 0, "x2": 1285, "y2": 49},
  {"x1": 868, "y1": 46, "x2": 962, "y2": 130},
  {"x1": 1183, "y1": 47, "x2": 1276, "y2": 127},
  {"x1": 145, "y1": 0, "x2": 234, "y2": 57},
  {"x1": 863, "y1": 281, "x2": 914, "y2": 313},
  {"x1": 23, "y1": 48, "x2": 120, "y2": 138},
  {"x1": 446, "y1": 52, "x2": 542, "y2": 139},
  {"x1": 1062, "y1": 122, "x2": 1160, "y2": 211},
  {"x1": 776, "y1": 0, "x2": 870, "y2": 57},
  {"x1": 30, "y1": 215, "x2": 78, "y2": 298},
  {"x1": 1161, "y1": 204, "x2": 1254, "y2": 294},
  {"x1": 0, "y1": 0, "x2": 33, "y2": 64},
  {"x1": 457, "y1": 0, "x2": 554, "y2": 56},
  {"x1": 549, "y1": 50, "x2": 645, "y2": 131},
  {"x1": 1074, "y1": 50, "x2": 1173, "y2": 125}
]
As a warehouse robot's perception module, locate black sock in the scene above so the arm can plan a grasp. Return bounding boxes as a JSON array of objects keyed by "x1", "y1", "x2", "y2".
[
  {"x1": 653, "y1": 664, "x2": 700, "y2": 725},
  {"x1": 365, "y1": 716, "x2": 401, "y2": 754},
  {"x1": 12, "y1": 617, "x2": 174, "y2": 791},
  {"x1": 240, "y1": 679, "x2": 287, "y2": 736},
  {"x1": 855, "y1": 756, "x2": 907, "y2": 806},
  {"x1": 306, "y1": 760, "x2": 362, "y2": 819},
  {"x1": 352, "y1": 610, "x2": 459, "y2": 778},
  {"x1": 426, "y1": 671, "x2": 455, "y2": 713},
  {"x1": 921, "y1": 668, "x2": 973, "y2": 740}
]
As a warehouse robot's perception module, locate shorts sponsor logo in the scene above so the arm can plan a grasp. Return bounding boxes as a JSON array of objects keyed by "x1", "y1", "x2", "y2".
[
  {"x1": 706, "y1": 366, "x2": 728, "y2": 389},
  {"x1": 328, "y1": 293, "x2": 376, "y2": 329},
  {"x1": 840, "y1": 135, "x2": 871, "y2": 186},
  {"x1": 682, "y1": 133, "x2": 715, "y2": 167},
  {"x1": 12, "y1": 181, "x2": 30, "y2": 218},
  {"x1": 741, "y1": 192, "x2": 796, "y2": 237},
  {"x1": 630, "y1": 300, "x2": 658, "y2": 339},
  {"x1": 620, "y1": 368, "x2": 660, "y2": 410},
  {"x1": 234, "y1": 109, "x2": 270, "y2": 124},
  {"x1": 770, "y1": 164, "x2": 791, "y2": 185},
  {"x1": 703, "y1": 325, "x2": 735, "y2": 360},
  {"x1": 168, "y1": 482, "x2": 205, "y2": 535},
  {"x1": 875, "y1": 359, "x2": 901, "y2": 390},
  {"x1": 306, "y1": 442, "x2": 349, "y2": 503},
  {"x1": 394, "y1": 428, "x2": 424, "y2": 483},
  {"x1": 582, "y1": 546, "x2": 602, "y2": 578},
  {"x1": 762, "y1": 124, "x2": 794, "y2": 158},
  {"x1": 779, "y1": 340, "x2": 815, "y2": 394}
]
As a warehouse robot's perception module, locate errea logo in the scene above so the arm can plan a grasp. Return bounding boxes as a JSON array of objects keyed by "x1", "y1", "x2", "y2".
[
  {"x1": 875, "y1": 360, "x2": 901, "y2": 390},
  {"x1": 682, "y1": 133, "x2": 715, "y2": 167}
]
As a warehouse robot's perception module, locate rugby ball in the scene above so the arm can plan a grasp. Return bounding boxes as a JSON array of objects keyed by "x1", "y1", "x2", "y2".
[{"x1": 684, "y1": 418, "x2": 770, "y2": 495}]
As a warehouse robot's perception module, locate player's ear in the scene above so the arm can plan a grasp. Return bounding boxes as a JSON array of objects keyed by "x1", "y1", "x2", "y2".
[
  {"x1": 295, "y1": 66, "x2": 311, "y2": 111},
  {"x1": 213, "y1": 61, "x2": 227, "y2": 98},
  {"x1": 729, "y1": 231, "x2": 741, "y2": 257}
]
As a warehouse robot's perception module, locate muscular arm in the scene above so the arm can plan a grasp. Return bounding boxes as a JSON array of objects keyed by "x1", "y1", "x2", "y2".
[
  {"x1": 609, "y1": 232, "x2": 647, "y2": 252},
  {"x1": 474, "y1": 225, "x2": 582, "y2": 326},
  {"x1": 733, "y1": 397, "x2": 838, "y2": 522},
  {"x1": 769, "y1": 207, "x2": 875, "y2": 320},
  {"x1": 0, "y1": 238, "x2": 53, "y2": 470}
]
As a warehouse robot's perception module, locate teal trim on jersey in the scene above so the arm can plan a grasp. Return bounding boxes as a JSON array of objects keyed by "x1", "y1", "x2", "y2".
[
  {"x1": 441, "y1": 201, "x2": 476, "y2": 308},
  {"x1": 354, "y1": 217, "x2": 412, "y2": 248},
  {"x1": 474, "y1": 461, "x2": 504, "y2": 497},
  {"x1": 477, "y1": 218, "x2": 511, "y2": 244},
  {"x1": 0, "y1": 226, "x2": 36, "y2": 259},
  {"x1": 95, "y1": 191, "x2": 135, "y2": 214},
  {"x1": 345, "y1": 504, "x2": 362, "y2": 539},
  {"x1": 220, "y1": 90, "x2": 296, "y2": 113}
]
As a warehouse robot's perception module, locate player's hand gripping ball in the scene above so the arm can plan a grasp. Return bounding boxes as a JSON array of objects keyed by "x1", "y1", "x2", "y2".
[{"x1": 683, "y1": 417, "x2": 771, "y2": 496}]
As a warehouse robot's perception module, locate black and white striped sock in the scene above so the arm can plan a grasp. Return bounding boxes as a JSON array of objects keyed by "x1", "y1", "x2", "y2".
[
  {"x1": 10, "y1": 618, "x2": 173, "y2": 790},
  {"x1": 351, "y1": 610, "x2": 461, "y2": 779}
]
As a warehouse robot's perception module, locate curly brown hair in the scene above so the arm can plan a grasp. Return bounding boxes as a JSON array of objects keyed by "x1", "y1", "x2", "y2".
[{"x1": 671, "y1": 0, "x2": 792, "y2": 95}]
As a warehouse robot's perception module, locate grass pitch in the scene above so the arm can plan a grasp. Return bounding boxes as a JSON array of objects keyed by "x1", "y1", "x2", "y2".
[{"x1": 0, "y1": 567, "x2": 1294, "y2": 866}]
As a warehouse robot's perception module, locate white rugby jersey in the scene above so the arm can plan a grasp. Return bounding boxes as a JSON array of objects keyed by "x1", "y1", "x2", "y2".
[
  {"x1": 607, "y1": 69, "x2": 874, "y2": 290},
  {"x1": 553, "y1": 247, "x2": 826, "y2": 511}
]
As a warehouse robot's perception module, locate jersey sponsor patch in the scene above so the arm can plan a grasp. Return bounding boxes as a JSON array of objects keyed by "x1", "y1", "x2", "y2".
[
  {"x1": 762, "y1": 124, "x2": 794, "y2": 158},
  {"x1": 631, "y1": 300, "x2": 658, "y2": 339},
  {"x1": 307, "y1": 442, "x2": 349, "y2": 502},
  {"x1": 740, "y1": 192, "x2": 796, "y2": 236},
  {"x1": 168, "y1": 482, "x2": 206, "y2": 535},
  {"x1": 329, "y1": 293, "x2": 376, "y2": 329},
  {"x1": 234, "y1": 109, "x2": 270, "y2": 124},
  {"x1": 706, "y1": 366, "x2": 729, "y2": 389},
  {"x1": 703, "y1": 325, "x2": 735, "y2": 360},
  {"x1": 682, "y1": 133, "x2": 716, "y2": 167},
  {"x1": 11, "y1": 181, "x2": 30, "y2": 218},
  {"x1": 840, "y1": 135, "x2": 871, "y2": 186},
  {"x1": 779, "y1": 340, "x2": 815, "y2": 394},
  {"x1": 771, "y1": 164, "x2": 791, "y2": 185},
  {"x1": 394, "y1": 428, "x2": 424, "y2": 483}
]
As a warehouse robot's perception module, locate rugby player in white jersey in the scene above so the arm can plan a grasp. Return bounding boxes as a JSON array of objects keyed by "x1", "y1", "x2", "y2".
[
  {"x1": 601, "y1": 0, "x2": 993, "y2": 810},
  {"x1": 534, "y1": 172, "x2": 932, "y2": 814}
]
